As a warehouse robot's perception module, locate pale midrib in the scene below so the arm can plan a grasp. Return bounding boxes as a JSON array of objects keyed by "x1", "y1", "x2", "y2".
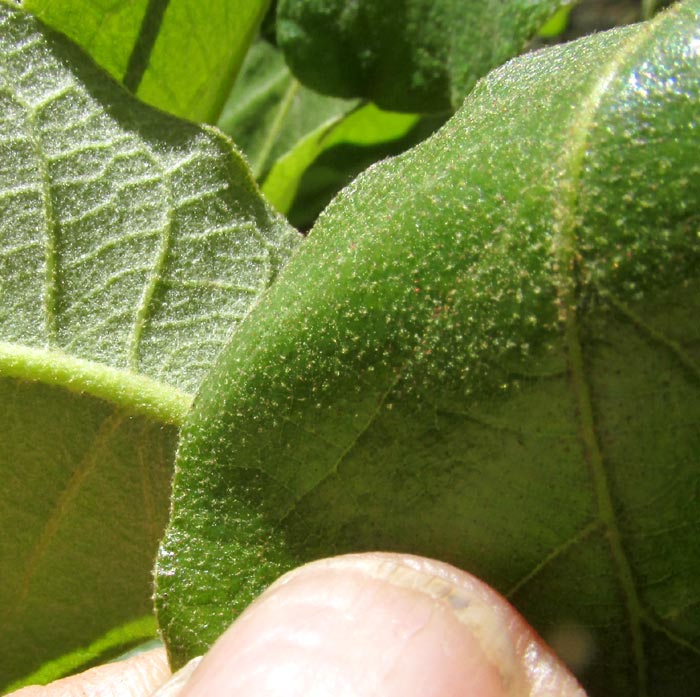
[
  {"x1": 252, "y1": 79, "x2": 300, "y2": 179},
  {"x1": 17, "y1": 88, "x2": 60, "y2": 343},
  {"x1": 550, "y1": 16, "x2": 665, "y2": 697},
  {"x1": 0, "y1": 341, "x2": 191, "y2": 426},
  {"x1": 1, "y1": 411, "x2": 125, "y2": 631},
  {"x1": 128, "y1": 162, "x2": 174, "y2": 371}
]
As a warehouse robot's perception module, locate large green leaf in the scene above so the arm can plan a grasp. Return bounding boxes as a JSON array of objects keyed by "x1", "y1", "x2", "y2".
[
  {"x1": 276, "y1": 0, "x2": 567, "y2": 112},
  {"x1": 156, "y1": 2, "x2": 700, "y2": 695},
  {"x1": 0, "y1": 2, "x2": 299, "y2": 688},
  {"x1": 22, "y1": 0, "x2": 271, "y2": 122}
]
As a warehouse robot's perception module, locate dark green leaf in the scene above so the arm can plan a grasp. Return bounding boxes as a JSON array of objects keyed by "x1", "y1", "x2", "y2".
[
  {"x1": 0, "y1": 3, "x2": 299, "y2": 686},
  {"x1": 2, "y1": 616, "x2": 158, "y2": 692},
  {"x1": 22, "y1": 0, "x2": 271, "y2": 122},
  {"x1": 157, "y1": 3, "x2": 700, "y2": 695},
  {"x1": 276, "y1": 0, "x2": 567, "y2": 112}
]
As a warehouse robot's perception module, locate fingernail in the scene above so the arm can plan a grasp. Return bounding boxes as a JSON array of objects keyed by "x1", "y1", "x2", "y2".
[{"x1": 150, "y1": 656, "x2": 202, "y2": 697}]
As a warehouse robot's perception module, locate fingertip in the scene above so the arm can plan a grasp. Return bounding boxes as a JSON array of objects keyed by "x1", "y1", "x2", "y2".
[
  {"x1": 8, "y1": 648, "x2": 171, "y2": 697},
  {"x1": 177, "y1": 553, "x2": 587, "y2": 697}
]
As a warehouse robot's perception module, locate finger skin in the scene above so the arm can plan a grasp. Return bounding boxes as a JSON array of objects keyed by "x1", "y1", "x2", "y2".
[
  {"x1": 8, "y1": 648, "x2": 170, "y2": 697},
  {"x1": 180, "y1": 553, "x2": 587, "y2": 697}
]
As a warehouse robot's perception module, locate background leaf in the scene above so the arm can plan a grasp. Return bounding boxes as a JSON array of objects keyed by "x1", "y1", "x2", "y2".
[
  {"x1": 0, "y1": 2, "x2": 299, "y2": 687},
  {"x1": 217, "y1": 40, "x2": 429, "y2": 221},
  {"x1": 217, "y1": 40, "x2": 357, "y2": 181},
  {"x1": 276, "y1": 0, "x2": 568, "y2": 112},
  {"x1": 156, "y1": 3, "x2": 700, "y2": 695},
  {"x1": 22, "y1": 0, "x2": 271, "y2": 122}
]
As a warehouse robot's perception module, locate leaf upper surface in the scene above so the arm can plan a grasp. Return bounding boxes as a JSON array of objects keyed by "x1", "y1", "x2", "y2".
[
  {"x1": 0, "y1": 3, "x2": 299, "y2": 686},
  {"x1": 157, "y1": 3, "x2": 700, "y2": 694},
  {"x1": 23, "y1": 0, "x2": 271, "y2": 122}
]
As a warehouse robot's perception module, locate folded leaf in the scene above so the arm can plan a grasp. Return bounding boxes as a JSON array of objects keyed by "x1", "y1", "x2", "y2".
[
  {"x1": 157, "y1": 3, "x2": 700, "y2": 695},
  {"x1": 277, "y1": 0, "x2": 567, "y2": 111},
  {"x1": 23, "y1": 0, "x2": 271, "y2": 122},
  {"x1": 0, "y1": 3, "x2": 299, "y2": 687}
]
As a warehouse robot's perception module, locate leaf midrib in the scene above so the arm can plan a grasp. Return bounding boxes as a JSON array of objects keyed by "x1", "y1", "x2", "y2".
[
  {"x1": 0, "y1": 340, "x2": 191, "y2": 426},
  {"x1": 0, "y1": 57, "x2": 60, "y2": 342},
  {"x1": 551, "y1": 12, "x2": 668, "y2": 696}
]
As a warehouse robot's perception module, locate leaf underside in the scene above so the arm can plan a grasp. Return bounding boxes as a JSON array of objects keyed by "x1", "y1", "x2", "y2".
[
  {"x1": 157, "y1": 3, "x2": 700, "y2": 695},
  {"x1": 0, "y1": 2, "x2": 299, "y2": 686}
]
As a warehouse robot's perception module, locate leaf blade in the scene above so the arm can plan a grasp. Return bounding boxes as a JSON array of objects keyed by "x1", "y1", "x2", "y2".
[
  {"x1": 276, "y1": 0, "x2": 568, "y2": 111},
  {"x1": 23, "y1": 0, "x2": 271, "y2": 121},
  {"x1": 0, "y1": 2, "x2": 299, "y2": 685},
  {"x1": 157, "y1": 4, "x2": 700, "y2": 694}
]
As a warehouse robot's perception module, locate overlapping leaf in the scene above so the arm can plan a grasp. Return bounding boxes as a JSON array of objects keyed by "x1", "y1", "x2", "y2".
[
  {"x1": 0, "y1": 3, "x2": 299, "y2": 687},
  {"x1": 23, "y1": 0, "x2": 271, "y2": 122},
  {"x1": 157, "y1": 3, "x2": 700, "y2": 695},
  {"x1": 277, "y1": 0, "x2": 567, "y2": 111}
]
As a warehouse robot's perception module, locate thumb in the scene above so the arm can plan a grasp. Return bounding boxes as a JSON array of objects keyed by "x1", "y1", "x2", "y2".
[{"x1": 160, "y1": 552, "x2": 587, "y2": 697}]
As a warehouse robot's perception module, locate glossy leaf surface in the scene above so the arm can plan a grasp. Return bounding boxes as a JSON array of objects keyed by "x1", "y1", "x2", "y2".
[
  {"x1": 277, "y1": 0, "x2": 567, "y2": 111},
  {"x1": 0, "y1": 3, "x2": 299, "y2": 686},
  {"x1": 23, "y1": 0, "x2": 271, "y2": 122},
  {"x1": 157, "y1": 3, "x2": 700, "y2": 695}
]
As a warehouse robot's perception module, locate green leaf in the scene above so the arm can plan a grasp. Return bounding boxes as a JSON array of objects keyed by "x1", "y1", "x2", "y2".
[
  {"x1": 217, "y1": 40, "x2": 421, "y2": 217},
  {"x1": 156, "y1": 3, "x2": 700, "y2": 694},
  {"x1": 22, "y1": 0, "x2": 272, "y2": 122},
  {"x1": 0, "y1": 2, "x2": 299, "y2": 687},
  {"x1": 281, "y1": 112, "x2": 447, "y2": 230},
  {"x1": 2, "y1": 616, "x2": 158, "y2": 693},
  {"x1": 537, "y1": 2, "x2": 574, "y2": 38},
  {"x1": 276, "y1": 0, "x2": 568, "y2": 112}
]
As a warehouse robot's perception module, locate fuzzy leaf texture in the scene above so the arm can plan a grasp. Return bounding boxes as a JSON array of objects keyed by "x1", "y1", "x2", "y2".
[
  {"x1": 0, "y1": 2, "x2": 299, "y2": 688},
  {"x1": 157, "y1": 3, "x2": 700, "y2": 695},
  {"x1": 23, "y1": 0, "x2": 271, "y2": 122},
  {"x1": 276, "y1": 0, "x2": 568, "y2": 112}
]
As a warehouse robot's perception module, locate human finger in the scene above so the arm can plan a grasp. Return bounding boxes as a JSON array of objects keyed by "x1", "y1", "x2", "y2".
[{"x1": 165, "y1": 552, "x2": 587, "y2": 697}]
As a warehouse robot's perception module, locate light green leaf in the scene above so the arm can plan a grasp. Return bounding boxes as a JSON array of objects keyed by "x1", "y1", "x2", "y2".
[
  {"x1": 537, "y1": 2, "x2": 574, "y2": 38},
  {"x1": 281, "y1": 112, "x2": 446, "y2": 230},
  {"x1": 277, "y1": 0, "x2": 568, "y2": 112},
  {"x1": 0, "y1": 2, "x2": 299, "y2": 687},
  {"x1": 2, "y1": 616, "x2": 158, "y2": 693},
  {"x1": 22, "y1": 0, "x2": 271, "y2": 122},
  {"x1": 156, "y1": 3, "x2": 700, "y2": 695},
  {"x1": 262, "y1": 103, "x2": 420, "y2": 215}
]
